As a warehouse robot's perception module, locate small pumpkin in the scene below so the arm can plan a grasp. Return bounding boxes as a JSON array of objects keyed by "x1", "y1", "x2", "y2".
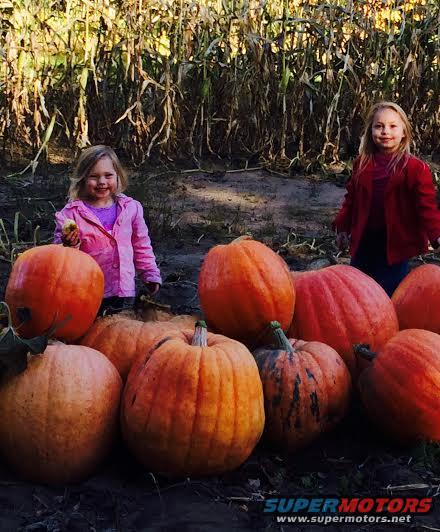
[
  {"x1": 0, "y1": 342, "x2": 122, "y2": 484},
  {"x1": 391, "y1": 264, "x2": 440, "y2": 333},
  {"x1": 81, "y1": 313, "x2": 197, "y2": 380},
  {"x1": 198, "y1": 236, "x2": 295, "y2": 346},
  {"x1": 253, "y1": 322, "x2": 351, "y2": 451},
  {"x1": 356, "y1": 329, "x2": 440, "y2": 443},
  {"x1": 5, "y1": 244, "x2": 104, "y2": 342},
  {"x1": 288, "y1": 265, "x2": 399, "y2": 377},
  {"x1": 121, "y1": 321, "x2": 265, "y2": 475}
]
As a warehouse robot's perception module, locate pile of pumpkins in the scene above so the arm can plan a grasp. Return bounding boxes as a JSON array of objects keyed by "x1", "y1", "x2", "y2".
[{"x1": 0, "y1": 237, "x2": 439, "y2": 485}]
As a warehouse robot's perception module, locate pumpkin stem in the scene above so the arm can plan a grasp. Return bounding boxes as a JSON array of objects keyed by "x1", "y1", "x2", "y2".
[
  {"x1": 270, "y1": 321, "x2": 294, "y2": 354},
  {"x1": 353, "y1": 343, "x2": 377, "y2": 361},
  {"x1": 231, "y1": 235, "x2": 253, "y2": 244},
  {"x1": 191, "y1": 320, "x2": 208, "y2": 347}
]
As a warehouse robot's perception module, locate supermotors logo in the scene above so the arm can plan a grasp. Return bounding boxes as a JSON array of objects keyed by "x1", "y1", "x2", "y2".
[
  {"x1": 262, "y1": 497, "x2": 433, "y2": 525},
  {"x1": 263, "y1": 496, "x2": 433, "y2": 514}
]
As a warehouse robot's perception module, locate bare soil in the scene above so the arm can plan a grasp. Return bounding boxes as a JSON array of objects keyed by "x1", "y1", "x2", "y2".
[{"x1": 0, "y1": 163, "x2": 439, "y2": 531}]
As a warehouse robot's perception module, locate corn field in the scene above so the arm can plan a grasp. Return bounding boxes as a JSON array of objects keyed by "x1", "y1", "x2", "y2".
[{"x1": 0, "y1": 0, "x2": 439, "y2": 168}]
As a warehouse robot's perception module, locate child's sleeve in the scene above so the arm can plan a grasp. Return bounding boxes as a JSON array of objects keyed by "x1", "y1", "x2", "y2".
[
  {"x1": 132, "y1": 202, "x2": 162, "y2": 284},
  {"x1": 53, "y1": 210, "x2": 66, "y2": 244},
  {"x1": 411, "y1": 161, "x2": 440, "y2": 245}
]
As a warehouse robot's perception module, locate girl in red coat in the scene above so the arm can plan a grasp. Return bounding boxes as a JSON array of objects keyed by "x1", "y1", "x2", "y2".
[{"x1": 333, "y1": 101, "x2": 440, "y2": 296}]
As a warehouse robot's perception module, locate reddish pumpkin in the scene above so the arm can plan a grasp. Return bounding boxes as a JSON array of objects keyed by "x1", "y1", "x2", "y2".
[
  {"x1": 0, "y1": 343, "x2": 122, "y2": 484},
  {"x1": 121, "y1": 321, "x2": 265, "y2": 475},
  {"x1": 288, "y1": 265, "x2": 398, "y2": 376},
  {"x1": 253, "y1": 322, "x2": 351, "y2": 451},
  {"x1": 5, "y1": 244, "x2": 104, "y2": 342},
  {"x1": 392, "y1": 264, "x2": 440, "y2": 333},
  {"x1": 357, "y1": 329, "x2": 440, "y2": 443},
  {"x1": 198, "y1": 236, "x2": 295, "y2": 346},
  {"x1": 81, "y1": 313, "x2": 197, "y2": 380}
]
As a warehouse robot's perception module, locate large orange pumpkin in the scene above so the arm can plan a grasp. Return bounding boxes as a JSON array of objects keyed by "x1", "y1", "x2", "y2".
[
  {"x1": 357, "y1": 329, "x2": 440, "y2": 443},
  {"x1": 0, "y1": 343, "x2": 122, "y2": 484},
  {"x1": 391, "y1": 264, "x2": 440, "y2": 333},
  {"x1": 198, "y1": 236, "x2": 295, "y2": 346},
  {"x1": 81, "y1": 313, "x2": 197, "y2": 380},
  {"x1": 253, "y1": 322, "x2": 351, "y2": 451},
  {"x1": 288, "y1": 265, "x2": 399, "y2": 376},
  {"x1": 121, "y1": 321, "x2": 265, "y2": 475},
  {"x1": 5, "y1": 244, "x2": 104, "y2": 342}
]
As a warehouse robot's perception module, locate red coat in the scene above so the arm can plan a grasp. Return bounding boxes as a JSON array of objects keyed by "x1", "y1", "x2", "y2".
[{"x1": 333, "y1": 155, "x2": 440, "y2": 265}]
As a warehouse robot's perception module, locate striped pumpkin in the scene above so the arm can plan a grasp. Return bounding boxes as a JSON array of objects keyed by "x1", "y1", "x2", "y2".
[{"x1": 253, "y1": 322, "x2": 351, "y2": 451}]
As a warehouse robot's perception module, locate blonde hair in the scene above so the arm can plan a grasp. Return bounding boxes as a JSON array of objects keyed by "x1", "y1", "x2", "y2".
[
  {"x1": 68, "y1": 145, "x2": 128, "y2": 200},
  {"x1": 356, "y1": 101, "x2": 412, "y2": 176}
]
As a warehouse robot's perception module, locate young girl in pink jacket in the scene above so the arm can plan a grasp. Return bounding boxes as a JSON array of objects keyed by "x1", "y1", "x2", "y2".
[{"x1": 54, "y1": 145, "x2": 162, "y2": 315}]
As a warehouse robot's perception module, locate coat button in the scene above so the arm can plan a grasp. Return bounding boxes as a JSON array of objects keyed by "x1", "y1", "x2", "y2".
[{"x1": 113, "y1": 264, "x2": 118, "y2": 269}]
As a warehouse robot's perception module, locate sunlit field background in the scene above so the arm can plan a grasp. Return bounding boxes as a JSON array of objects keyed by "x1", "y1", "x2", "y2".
[{"x1": 1, "y1": 0, "x2": 438, "y2": 167}]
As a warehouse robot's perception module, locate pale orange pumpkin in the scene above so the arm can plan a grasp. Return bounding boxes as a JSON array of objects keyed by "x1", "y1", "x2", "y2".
[
  {"x1": 81, "y1": 313, "x2": 197, "y2": 380},
  {"x1": 0, "y1": 343, "x2": 122, "y2": 484},
  {"x1": 121, "y1": 321, "x2": 265, "y2": 475}
]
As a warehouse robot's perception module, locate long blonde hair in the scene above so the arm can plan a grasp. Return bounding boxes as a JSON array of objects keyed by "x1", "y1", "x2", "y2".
[
  {"x1": 68, "y1": 145, "x2": 128, "y2": 200},
  {"x1": 356, "y1": 101, "x2": 412, "y2": 176}
]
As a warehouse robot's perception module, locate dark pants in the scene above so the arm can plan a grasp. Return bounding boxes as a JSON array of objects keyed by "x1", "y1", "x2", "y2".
[
  {"x1": 98, "y1": 297, "x2": 135, "y2": 316},
  {"x1": 350, "y1": 230, "x2": 409, "y2": 297}
]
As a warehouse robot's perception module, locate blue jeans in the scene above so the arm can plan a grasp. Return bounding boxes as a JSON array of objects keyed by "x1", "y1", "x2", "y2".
[{"x1": 350, "y1": 230, "x2": 409, "y2": 297}]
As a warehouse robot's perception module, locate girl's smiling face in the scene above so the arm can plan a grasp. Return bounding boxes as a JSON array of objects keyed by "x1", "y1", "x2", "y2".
[
  {"x1": 83, "y1": 156, "x2": 118, "y2": 206},
  {"x1": 371, "y1": 108, "x2": 406, "y2": 154}
]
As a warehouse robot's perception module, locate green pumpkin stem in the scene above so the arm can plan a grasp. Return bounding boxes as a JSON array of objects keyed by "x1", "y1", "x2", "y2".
[
  {"x1": 192, "y1": 320, "x2": 208, "y2": 347},
  {"x1": 270, "y1": 321, "x2": 294, "y2": 353},
  {"x1": 353, "y1": 343, "x2": 377, "y2": 361}
]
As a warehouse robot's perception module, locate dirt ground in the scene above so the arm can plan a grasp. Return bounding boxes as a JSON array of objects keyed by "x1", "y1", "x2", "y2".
[{"x1": 0, "y1": 162, "x2": 439, "y2": 531}]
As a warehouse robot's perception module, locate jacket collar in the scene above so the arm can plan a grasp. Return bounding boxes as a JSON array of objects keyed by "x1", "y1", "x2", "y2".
[
  {"x1": 67, "y1": 193, "x2": 130, "y2": 212},
  {"x1": 356, "y1": 155, "x2": 409, "y2": 193}
]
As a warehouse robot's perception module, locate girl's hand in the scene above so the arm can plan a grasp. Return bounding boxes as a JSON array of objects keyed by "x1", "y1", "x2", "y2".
[
  {"x1": 61, "y1": 228, "x2": 80, "y2": 247},
  {"x1": 145, "y1": 282, "x2": 160, "y2": 295},
  {"x1": 336, "y1": 231, "x2": 350, "y2": 252}
]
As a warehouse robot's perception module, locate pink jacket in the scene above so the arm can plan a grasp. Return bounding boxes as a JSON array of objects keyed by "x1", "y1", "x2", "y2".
[{"x1": 54, "y1": 194, "x2": 162, "y2": 297}]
